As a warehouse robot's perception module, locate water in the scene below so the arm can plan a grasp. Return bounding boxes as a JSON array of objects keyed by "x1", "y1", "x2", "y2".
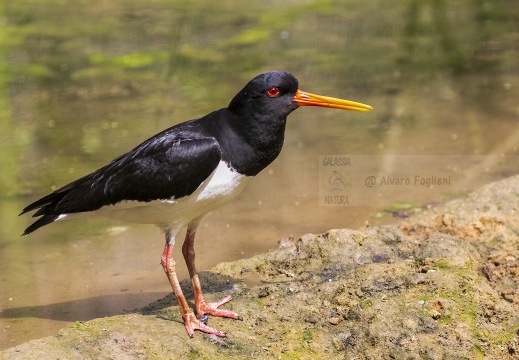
[{"x1": 1, "y1": 0, "x2": 519, "y2": 349}]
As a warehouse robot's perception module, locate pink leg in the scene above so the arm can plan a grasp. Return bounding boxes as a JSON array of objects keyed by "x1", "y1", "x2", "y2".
[
  {"x1": 160, "y1": 229, "x2": 226, "y2": 337},
  {"x1": 182, "y1": 221, "x2": 242, "y2": 322}
]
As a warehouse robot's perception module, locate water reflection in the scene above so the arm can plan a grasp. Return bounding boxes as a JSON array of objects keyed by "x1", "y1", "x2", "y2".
[{"x1": 1, "y1": 0, "x2": 518, "y2": 350}]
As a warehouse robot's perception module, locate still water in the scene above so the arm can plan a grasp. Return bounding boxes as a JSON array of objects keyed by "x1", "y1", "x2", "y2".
[{"x1": 1, "y1": 0, "x2": 519, "y2": 349}]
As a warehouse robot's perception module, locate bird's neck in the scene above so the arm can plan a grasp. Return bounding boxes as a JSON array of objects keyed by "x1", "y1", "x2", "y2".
[{"x1": 212, "y1": 109, "x2": 287, "y2": 176}]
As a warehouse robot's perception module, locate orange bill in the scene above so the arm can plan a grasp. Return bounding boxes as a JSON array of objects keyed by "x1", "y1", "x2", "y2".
[{"x1": 293, "y1": 89, "x2": 373, "y2": 112}]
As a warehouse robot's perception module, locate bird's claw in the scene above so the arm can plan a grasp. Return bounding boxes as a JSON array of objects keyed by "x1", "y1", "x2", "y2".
[
  {"x1": 181, "y1": 295, "x2": 242, "y2": 337},
  {"x1": 196, "y1": 295, "x2": 242, "y2": 320},
  {"x1": 183, "y1": 312, "x2": 226, "y2": 338}
]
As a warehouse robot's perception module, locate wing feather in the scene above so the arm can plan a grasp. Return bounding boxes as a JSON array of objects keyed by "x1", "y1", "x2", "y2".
[{"x1": 21, "y1": 134, "x2": 221, "y2": 234}]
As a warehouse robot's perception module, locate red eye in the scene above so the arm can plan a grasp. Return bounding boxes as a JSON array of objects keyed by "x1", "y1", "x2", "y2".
[{"x1": 267, "y1": 87, "x2": 280, "y2": 97}]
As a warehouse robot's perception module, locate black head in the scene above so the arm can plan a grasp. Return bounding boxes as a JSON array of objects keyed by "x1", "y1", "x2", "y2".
[
  {"x1": 223, "y1": 69, "x2": 372, "y2": 151},
  {"x1": 228, "y1": 70, "x2": 300, "y2": 121},
  {"x1": 217, "y1": 70, "x2": 372, "y2": 176}
]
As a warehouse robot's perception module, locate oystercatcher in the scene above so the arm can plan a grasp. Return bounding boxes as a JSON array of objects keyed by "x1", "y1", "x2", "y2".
[{"x1": 21, "y1": 70, "x2": 372, "y2": 337}]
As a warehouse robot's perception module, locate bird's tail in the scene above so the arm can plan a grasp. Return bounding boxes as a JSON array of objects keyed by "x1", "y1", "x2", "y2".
[
  {"x1": 20, "y1": 192, "x2": 67, "y2": 235},
  {"x1": 22, "y1": 215, "x2": 60, "y2": 236}
]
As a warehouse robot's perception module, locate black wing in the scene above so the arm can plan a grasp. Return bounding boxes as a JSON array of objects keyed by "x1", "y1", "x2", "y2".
[{"x1": 21, "y1": 134, "x2": 221, "y2": 234}]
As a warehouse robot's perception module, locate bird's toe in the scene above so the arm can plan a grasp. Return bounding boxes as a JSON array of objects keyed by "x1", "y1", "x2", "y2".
[
  {"x1": 196, "y1": 295, "x2": 241, "y2": 320},
  {"x1": 183, "y1": 312, "x2": 226, "y2": 337}
]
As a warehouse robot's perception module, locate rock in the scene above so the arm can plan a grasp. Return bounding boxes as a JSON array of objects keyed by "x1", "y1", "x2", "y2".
[{"x1": 328, "y1": 317, "x2": 342, "y2": 325}]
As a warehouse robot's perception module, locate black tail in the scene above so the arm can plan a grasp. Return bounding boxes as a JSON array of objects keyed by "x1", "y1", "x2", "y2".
[
  {"x1": 22, "y1": 215, "x2": 60, "y2": 236},
  {"x1": 20, "y1": 192, "x2": 64, "y2": 216},
  {"x1": 20, "y1": 192, "x2": 68, "y2": 236}
]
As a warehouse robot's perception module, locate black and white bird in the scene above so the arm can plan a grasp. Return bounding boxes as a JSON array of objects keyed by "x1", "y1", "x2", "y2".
[{"x1": 21, "y1": 70, "x2": 372, "y2": 337}]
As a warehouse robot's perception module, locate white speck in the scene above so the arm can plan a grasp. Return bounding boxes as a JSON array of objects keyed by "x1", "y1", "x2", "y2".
[
  {"x1": 107, "y1": 226, "x2": 128, "y2": 235},
  {"x1": 268, "y1": 169, "x2": 274, "y2": 175}
]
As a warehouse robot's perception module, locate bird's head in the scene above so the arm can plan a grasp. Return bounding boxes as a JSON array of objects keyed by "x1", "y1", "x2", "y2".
[{"x1": 228, "y1": 70, "x2": 373, "y2": 121}]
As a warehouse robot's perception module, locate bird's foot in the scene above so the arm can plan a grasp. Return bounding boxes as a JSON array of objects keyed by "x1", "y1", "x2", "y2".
[
  {"x1": 196, "y1": 295, "x2": 242, "y2": 320},
  {"x1": 182, "y1": 311, "x2": 226, "y2": 338}
]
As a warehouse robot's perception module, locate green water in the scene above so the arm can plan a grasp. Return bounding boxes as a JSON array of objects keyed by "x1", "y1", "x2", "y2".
[{"x1": 1, "y1": 0, "x2": 518, "y2": 349}]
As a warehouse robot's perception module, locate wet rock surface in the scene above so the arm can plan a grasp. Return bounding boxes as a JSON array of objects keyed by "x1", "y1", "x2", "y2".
[{"x1": 3, "y1": 176, "x2": 519, "y2": 359}]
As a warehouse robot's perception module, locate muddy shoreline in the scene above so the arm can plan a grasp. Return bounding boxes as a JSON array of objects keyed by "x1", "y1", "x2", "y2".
[{"x1": 2, "y1": 176, "x2": 519, "y2": 359}]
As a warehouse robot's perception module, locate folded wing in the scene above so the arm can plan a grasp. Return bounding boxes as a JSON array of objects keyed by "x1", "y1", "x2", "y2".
[{"x1": 21, "y1": 133, "x2": 221, "y2": 235}]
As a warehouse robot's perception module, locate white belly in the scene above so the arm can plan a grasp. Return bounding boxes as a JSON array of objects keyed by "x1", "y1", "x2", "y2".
[{"x1": 77, "y1": 161, "x2": 251, "y2": 230}]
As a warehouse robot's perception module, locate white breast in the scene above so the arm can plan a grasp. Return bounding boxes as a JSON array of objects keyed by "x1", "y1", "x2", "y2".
[
  {"x1": 192, "y1": 160, "x2": 250, "y2": 204},
  {"x1": 81, "y1": 161, "x2": 251, "y2": 230}
]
